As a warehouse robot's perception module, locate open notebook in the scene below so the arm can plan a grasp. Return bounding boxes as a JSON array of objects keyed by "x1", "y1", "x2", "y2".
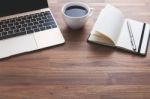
[{"x1": 88, "y1": 4, "x2": 150, "y2": 56}]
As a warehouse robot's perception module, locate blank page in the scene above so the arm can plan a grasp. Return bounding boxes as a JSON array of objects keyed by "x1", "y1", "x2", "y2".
[{"x1": 92, "y1": 4, "x2": 124, "y2": 44}]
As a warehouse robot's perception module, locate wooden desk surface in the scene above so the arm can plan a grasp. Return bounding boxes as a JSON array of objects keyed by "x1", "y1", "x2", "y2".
[{"x1": 0, "y1": 0, "x2": 150, "y2": 99}]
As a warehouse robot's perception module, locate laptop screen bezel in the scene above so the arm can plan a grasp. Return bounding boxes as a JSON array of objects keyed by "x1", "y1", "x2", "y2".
[{"x1": 0, "y1": 0, "x2": 48, "y2": 17}]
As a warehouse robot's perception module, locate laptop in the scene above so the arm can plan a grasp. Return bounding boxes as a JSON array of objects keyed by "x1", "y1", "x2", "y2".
[{"x1": 0, "y1": 0, "x2": 65, "y2": 59}]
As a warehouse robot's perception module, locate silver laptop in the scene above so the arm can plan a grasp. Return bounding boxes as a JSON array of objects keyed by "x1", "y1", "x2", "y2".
[{"x1": 0, "y1": 0, "x2": 65, "y2": 59}]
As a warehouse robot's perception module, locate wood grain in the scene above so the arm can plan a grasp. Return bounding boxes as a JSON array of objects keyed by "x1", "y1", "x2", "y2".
[{"x1": 0, "y1": 0, "x2": 150, "y2": 99}]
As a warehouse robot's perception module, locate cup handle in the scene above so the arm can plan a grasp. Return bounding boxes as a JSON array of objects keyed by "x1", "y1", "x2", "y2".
[{"x1": 89, "y1": 8, "x2": 94, "y2": 16}]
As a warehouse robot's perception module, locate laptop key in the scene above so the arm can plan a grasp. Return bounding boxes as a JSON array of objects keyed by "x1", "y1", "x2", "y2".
[
  {"x1": 16, "y1": 25, "x2": 22, "y2": 28},
  {"x1": 31, "y1": 19, "x2": 36, "y2": 22},
  {"x1": 22, "y1": 17, "x2": 26, "y2": 20},
  {"x1": 13, "y1": 31, "x2": 26, "y2": 37},
  {"x1": 10, "y1": 26, "x2": 15, "y2": 30},
  {"x1": 26, "y1": 19, "x2": 31, "y2": 23},
  {"x1": 4, "y1": 28, "x2": 9, "y2": 31},
  {"x1": 43, "y1": 22, "x2": 51, "y2": 26},
  {"x1": 22, "y1": 24, "x2": 27, "y2": 27},
  {"x1": 27, "y1": 16, "x2": 32, "y2": 19},
  {"x1": 33, "y1": 14, "x2": 38, "y2": 18},
  {"x1": 37, "y1": 24, "x2": 43, "y2": 28},
  {"x1": 42, "y1": 16, "x2": 47, "y2": 20},
  {"x1": 20, "y1": 28, "x2": 25, "y2": 32},
  {"x1": 8, "y1": 23, "x2": 13, "y2": 27},
  {"x1": 0, "y1": 29, "x2": 3, "y2": 32},
  {"x1": 10, "y1": 19, "x2": 16, "y2": 23},
  {"x1": 14, "y1": 29, "x2": 19, "y2": 33},
  {"x1": 28, "y1": 23, "x2": 33, "y2": 26},
  {"x1": 14, "y1": 22, "x2": 19, "y2": 26},
  {"x1": 52, "y1": 24, "x2": 57, "y2": 28},
  {"x1": 40, "y1": 27, "x2": 45, "y2": 31},
  {"x1": 2, "y1": 32, "x2": 8, "y2": 36},
  {"x1": 32, "y1": 25, "x2": 37, "y2": 29},
  {"x1": 8, "y1": 31, "x2": 13, "y2": 35},
  {"x1": 33, "y1": 21, "x2": 39, "y2": 25},
  {"x1": 19, "y1": 31, "x2": 26, "y2": 35},
  {"x1": 44, "y1": 11, "x2": 51, "y2": 16},
  {"x1": 46, "y1": 26, "x2": 51, "y2": 29},
  {"x1": 8, "y1": 31, "x2": 26, "y2": 38},
  {"x1": 34, "y1": 28, "x2": 40, "y2": 32},
  {"x1": 1, "y1": 35, "x2": 10, "y2": 40},
  {"x1": 16, "y1": 18, "x2": 21, "y2": 22},
  {"x1": 2, "y1": 25, "x2": 7, "y2": 28},
  {"x1": 5, "y1": 20, "x2": 10, "y2": 24},
  {"x1": 20, "y1": 21, "x2": 25, "y2": 24},
  {"x1": 26, "y1": 27, "x2": 31, "y2": 30},
  {"x1": 39, "y1": 20, "x2": 44, "y2": 24},
  {"x1": 27, "y1": 30, "x2": 34, "y2": 34},
  {"x1": 44, "y1": 19, "x2": 50, "y2": 22}
]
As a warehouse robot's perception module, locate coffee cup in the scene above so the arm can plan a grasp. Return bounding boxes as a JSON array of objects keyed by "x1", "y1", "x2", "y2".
[{"x1": 62, "y1": 2, "x2": 93, "y2": 29}]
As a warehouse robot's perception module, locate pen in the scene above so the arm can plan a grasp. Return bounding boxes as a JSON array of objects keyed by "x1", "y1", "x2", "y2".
[{"x1": 127, "y1": 21, "x2": 136, "y2": 51}]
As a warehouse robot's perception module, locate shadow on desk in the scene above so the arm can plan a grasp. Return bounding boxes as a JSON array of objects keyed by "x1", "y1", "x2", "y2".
[
  {"x1": 62, "y1": 26, "x2": 89, "y2": 41},
  {"x1": 87, "y1": 40, "x2": 145, "y2": 57}
]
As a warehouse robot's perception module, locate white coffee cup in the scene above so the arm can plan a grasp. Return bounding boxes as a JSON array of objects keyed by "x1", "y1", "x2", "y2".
[{"x1": 62, "y1": 2, "x2": 93, "y2": 29}]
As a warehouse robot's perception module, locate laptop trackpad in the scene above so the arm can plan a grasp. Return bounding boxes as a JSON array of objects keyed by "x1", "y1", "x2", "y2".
[
  {"x1": 0, "y1": 34, "x2": 37, "y2": 58},
  {"x1": 34, "y1": 28, "x2": 65, "y2": 49}
]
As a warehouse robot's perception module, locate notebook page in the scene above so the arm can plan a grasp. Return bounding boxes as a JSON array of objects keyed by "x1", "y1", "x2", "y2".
[
  {"x1": 116, "y1": 19, "x2": 144, "y2": 52},
  {"x1": 88, "y1": 32, "x2": 115, "y2": 46},
  {"x1": 92, "y1": 4, "x2": 124, "y2": 44},
  {"x1": 139, "y1": 24, "x2": 150, "y2": 54}
]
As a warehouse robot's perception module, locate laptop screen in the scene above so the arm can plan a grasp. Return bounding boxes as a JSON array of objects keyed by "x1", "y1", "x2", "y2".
[{"x1": 0, "y1": 0, "x2": 48, "y2": 17}]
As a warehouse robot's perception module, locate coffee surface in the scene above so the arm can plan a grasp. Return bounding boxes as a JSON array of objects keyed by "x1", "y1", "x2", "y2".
[{"x1": 65, "y1": 6, "x2": 88, "y2": 17}]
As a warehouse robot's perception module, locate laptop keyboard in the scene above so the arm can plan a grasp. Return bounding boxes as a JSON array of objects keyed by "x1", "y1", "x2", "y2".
[{"x1": 0, "y1": 11, "x2": 57, "y2": 40}]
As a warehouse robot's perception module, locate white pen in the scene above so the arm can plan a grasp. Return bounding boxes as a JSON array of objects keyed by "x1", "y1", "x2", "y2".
[{"x1": 127, "y1": 21, "x2": 136, "y2": 51}]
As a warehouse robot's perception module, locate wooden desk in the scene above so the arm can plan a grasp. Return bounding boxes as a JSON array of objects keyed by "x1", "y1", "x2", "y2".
[{"x1": 0, "y1": 0, "x2": 150, "y2": 99}]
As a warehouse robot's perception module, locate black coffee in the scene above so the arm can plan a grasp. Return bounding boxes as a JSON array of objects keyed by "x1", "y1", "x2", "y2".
[{"x1": 65, "y1": 6, "x2": 88, "y2": 17}]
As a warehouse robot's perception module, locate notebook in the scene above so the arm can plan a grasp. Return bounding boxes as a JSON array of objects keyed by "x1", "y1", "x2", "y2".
[{"x1": 88, "y1": 4, "x2": 150, "y2": 56}]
